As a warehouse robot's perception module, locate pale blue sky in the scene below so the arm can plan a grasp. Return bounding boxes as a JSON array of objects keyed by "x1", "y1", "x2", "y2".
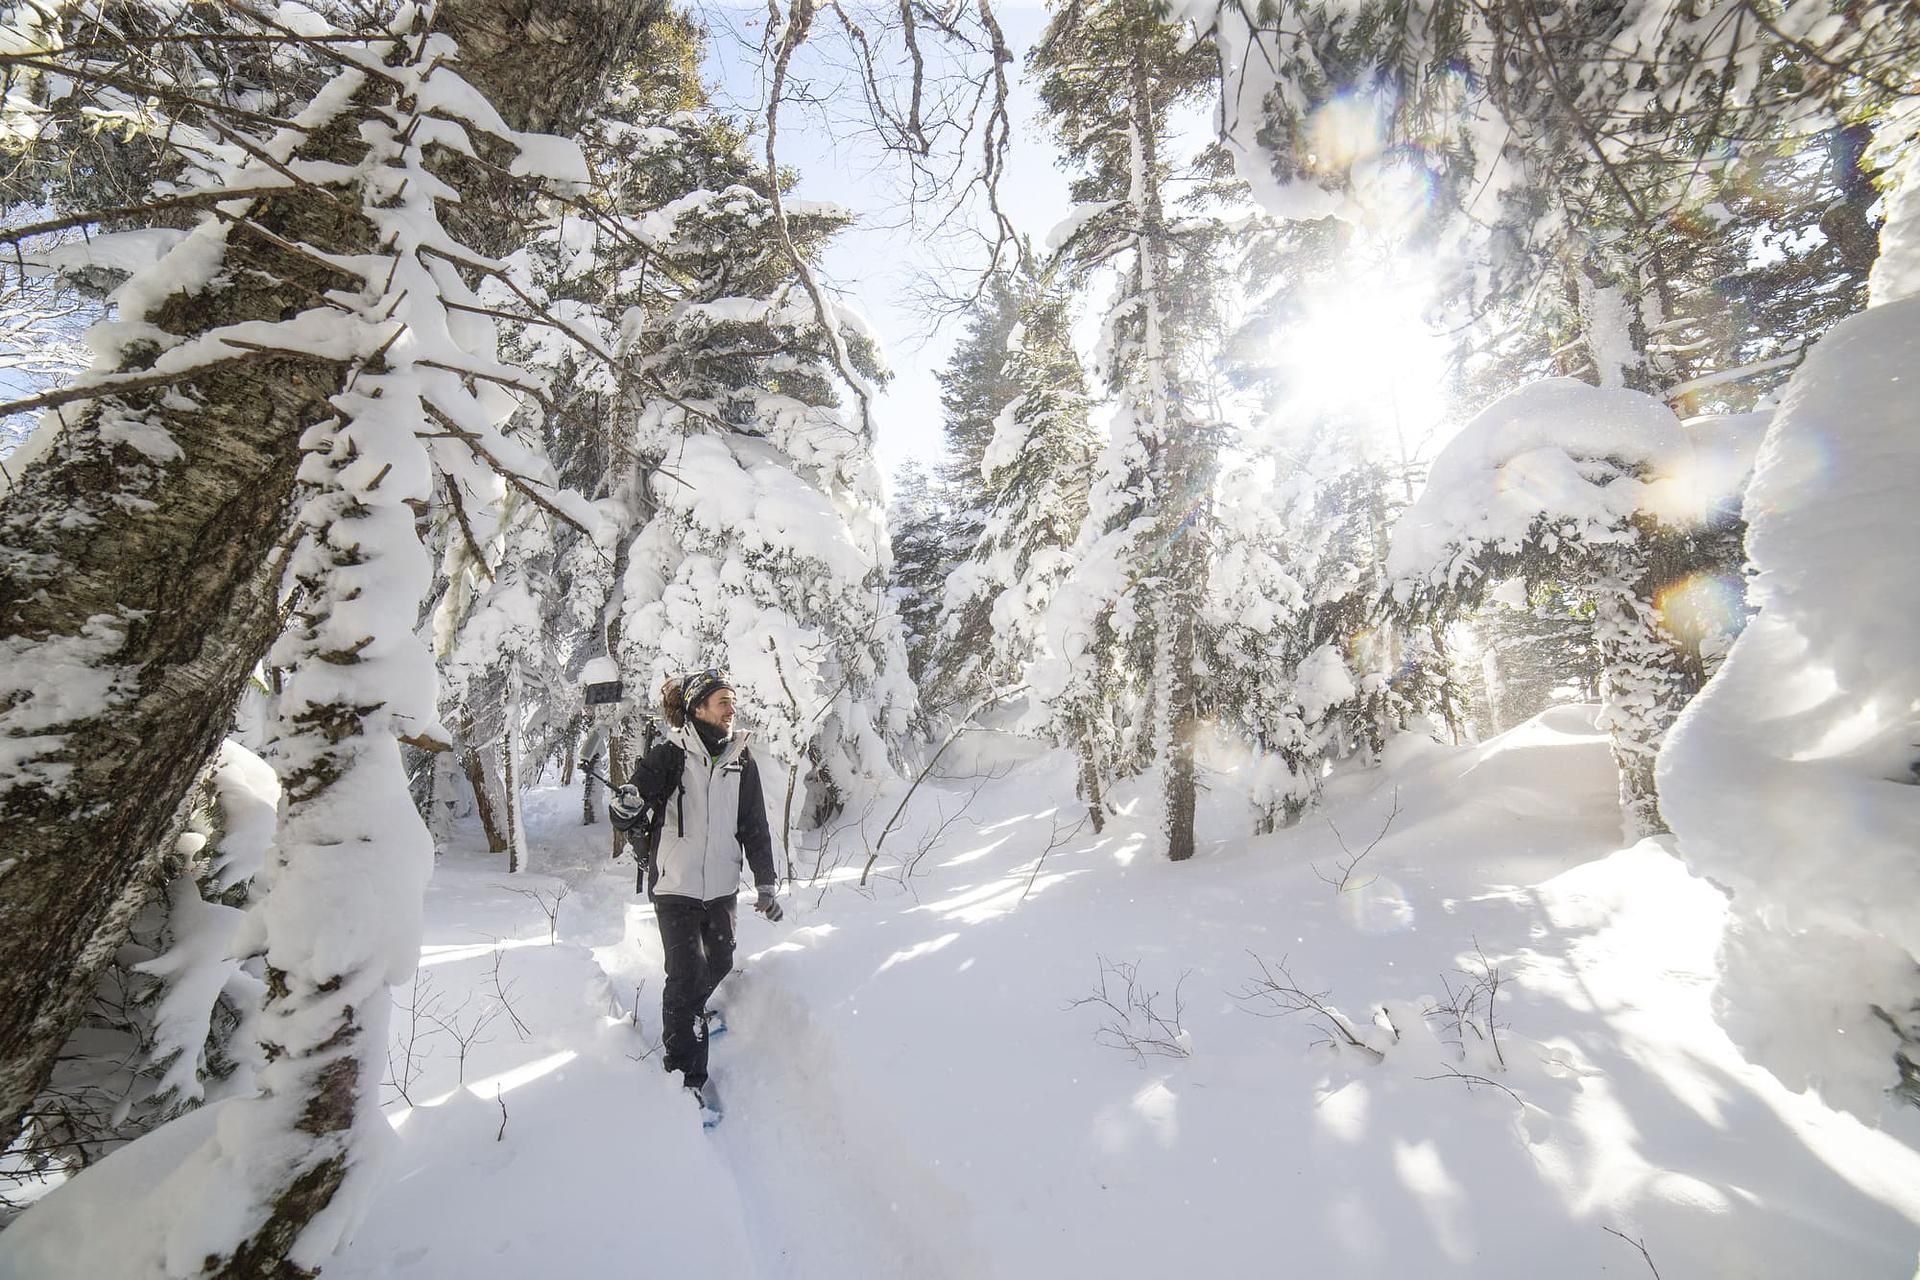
[{"x1": 696, "y1": 1, "x2": 1073, "y2": 493}]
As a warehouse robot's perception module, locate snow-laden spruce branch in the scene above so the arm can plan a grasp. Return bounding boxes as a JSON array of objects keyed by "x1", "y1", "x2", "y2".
[{"x1": 0, "y1": 0, "x2": 646, "y2": 1266}]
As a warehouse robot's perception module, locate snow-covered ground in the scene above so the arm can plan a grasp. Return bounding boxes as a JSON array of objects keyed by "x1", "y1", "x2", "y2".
[{"x1": 323, "y1": 708, "x2": 1920, "y2": 1279}]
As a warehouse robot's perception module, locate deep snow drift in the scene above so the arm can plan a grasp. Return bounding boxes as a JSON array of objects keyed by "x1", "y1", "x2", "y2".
[{"x1": 9, "y1": 708, "x2": 1919, "y2": 1278}]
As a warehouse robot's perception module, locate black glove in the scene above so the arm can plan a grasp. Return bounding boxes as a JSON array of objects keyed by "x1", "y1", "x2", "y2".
[
  {"x1": 609, "y1": 784, "x2": 642, "y2": 823},
  {"x1": 755, "y1": 886, "x2": 783, "y2": 923},
  {"x1": 617, "y1": 826, "x2": 653, "y2": 870}
]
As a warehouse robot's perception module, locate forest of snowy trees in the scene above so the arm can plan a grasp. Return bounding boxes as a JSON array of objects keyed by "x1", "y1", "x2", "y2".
[{"x1": 1, "y1": 0, "x2": 1917, "y2": 1274}]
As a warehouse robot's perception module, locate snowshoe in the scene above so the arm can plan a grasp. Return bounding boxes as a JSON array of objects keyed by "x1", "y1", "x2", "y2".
[
  {"x1": 702, "y1": 1007, "x2": 728, "y2": 1038},
  {"x1": 687, "y1": 1078, "x2": 723, "y2": 1129}
]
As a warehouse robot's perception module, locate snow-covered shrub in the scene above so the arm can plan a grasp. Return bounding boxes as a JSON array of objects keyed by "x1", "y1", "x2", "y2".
[
  {"x1": 1388, "y1": 379, "x2": 1752, "y2": 835},
  {"x1": 2, "y1": 742, "x2": 274, "y2": 1212}
]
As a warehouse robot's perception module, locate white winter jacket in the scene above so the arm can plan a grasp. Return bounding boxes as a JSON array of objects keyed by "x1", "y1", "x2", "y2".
[{"x1": 616, "y1": 722, "x2": 777, "y2": 902}]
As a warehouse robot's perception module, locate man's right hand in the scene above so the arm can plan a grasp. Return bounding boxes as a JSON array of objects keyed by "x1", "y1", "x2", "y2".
[{"x1": 609, "y1": 784, "x2": 643, "y2": 822}]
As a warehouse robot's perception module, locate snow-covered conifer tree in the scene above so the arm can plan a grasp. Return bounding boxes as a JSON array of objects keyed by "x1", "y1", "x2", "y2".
[
  {"x1": 1209, "y1": 216, "x2": 1462, "y2": 824},
  {"x1": 413, "y1": 19, "x2": 913, "y2": 860},
  {"x1": 563, "y1": 96, "x2": 912, "y2": 829},
  {"x1": 1386, "y1": 379, "x2": 1748, "y2": 834},
  {"x1": 1029, "y1": 0, "x2": 1228, "y2": 861},
  {"x1": 0, "y1": 0, "x2": 647, "y2": 1263},
  {"x1": 888, "y1": 462, "x2": 953, "y2": 689},
  {"x1": 932, "y1": 272, "x2": 1027, "y2": 563},
  {"x1": 931, "y1": 278, "x2": 1097, "y2": 730}
]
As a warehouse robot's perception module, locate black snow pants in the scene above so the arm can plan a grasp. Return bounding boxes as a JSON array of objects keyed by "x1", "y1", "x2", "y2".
[{"x1": 655, "y1": 893, "x2": 737, "y2": 1088}]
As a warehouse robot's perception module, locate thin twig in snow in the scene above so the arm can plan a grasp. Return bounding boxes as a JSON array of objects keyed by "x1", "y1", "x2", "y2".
[
  {"x1": 1023, "y1": 812, "x2": 1088, "y2": 902},
  {"x1": 1419, "y1": 1064, "x2": 1524, "y2": 1106},
  {"x1": 1312, "y1": 788, "x2": 1400, "y2": 893},
  {"x1": 1601, "y1": 1226, "x2": 1663, "y2": 1279},
  {"x1": 487, "y1": 948, "x2": 530, "y2": 1042},
  {"x1": 1232, "y1": 952, "x2": 1383, "y2": 1060},
  {"x1": 501, "y1": 883, "x2": 571, "y2": 944}
]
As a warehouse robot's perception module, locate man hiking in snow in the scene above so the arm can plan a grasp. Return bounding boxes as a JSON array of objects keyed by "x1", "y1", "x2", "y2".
[{"x1": 609, "y1": 668, "x2": 782, "y2": 1126}]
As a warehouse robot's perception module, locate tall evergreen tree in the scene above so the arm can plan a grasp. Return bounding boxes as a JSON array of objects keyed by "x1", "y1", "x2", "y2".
[
  {"x1": 0, "y1": 0, "x2": 652, "y2": 1260},
  {"x1": 420, "y1": 20, "x2": 916, "y2": 857},
  {"x1": 594, "y1": 106, "x2": 913, "y2": 830},
  {"x1": 934, "y1": 271, "x2": 1027, "y2": 533},
  {"x1": 935, "y1": 281, "x2": 1101, "y2": 762},
  {"x1": 1031, "y1": 0, "x2": 1228, "y2": 860},
  {"x1": 888, "y1": 462, "x2": 952, "y2": 688},
  {"x1": 929, "y1": 277, "x2": 1096, "y2": 716}
]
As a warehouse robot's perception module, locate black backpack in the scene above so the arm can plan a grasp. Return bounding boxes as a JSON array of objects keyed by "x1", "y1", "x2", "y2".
[
  {"x1": 631, "y1": 738, "x2": 753, "y2": 894},
  {"x1": 633, "y1": 742, "x2": 685, "y2": 895}
]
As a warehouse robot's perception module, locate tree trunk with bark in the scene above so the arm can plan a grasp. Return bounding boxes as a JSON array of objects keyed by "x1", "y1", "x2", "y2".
[
  {"x1": 1126, "y1": 41, "x2": 1207, "y2": 864},
  {"x1": 503, "y1": 666, "x2": 526, "y2": 873},
  {"x1": 0, "y1": 95, "x2": 377, "y2": 1155},
  {"x1": 0, "y1": 0, "x2": 657, "y2": 1242},
  {"x1": 1076, "y1": 736, "x2": 1107, "y2": 835}
]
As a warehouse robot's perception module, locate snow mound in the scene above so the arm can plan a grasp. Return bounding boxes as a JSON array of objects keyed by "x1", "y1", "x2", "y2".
[{"x1": 1659, "y1": 286, "x2": 1920, "y2": 1118}]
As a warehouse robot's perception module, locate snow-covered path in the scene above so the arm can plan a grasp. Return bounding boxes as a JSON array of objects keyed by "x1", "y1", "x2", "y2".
[
  {"x1": 322, "y1": 855, "x2": 758, "y2": 1279},
  {"x1": 325, "y1": 708, "x2": 1920, "y2": 1279},
  {"x1": 588, "y1": 872, "x2": 991, "y2": 1277},
  {"x1": 329, "y1": 795, "x2": 983, "y2": 1280}
]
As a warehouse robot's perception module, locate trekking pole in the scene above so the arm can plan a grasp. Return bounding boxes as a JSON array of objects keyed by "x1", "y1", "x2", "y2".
[{"x1": 582, "y1": 759, "x2": 644, "y2": 873}]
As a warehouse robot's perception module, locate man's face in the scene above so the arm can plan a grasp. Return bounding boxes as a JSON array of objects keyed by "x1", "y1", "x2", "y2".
[{"x1": 694, "y1": 689, "x2": 736, "y2": 731}]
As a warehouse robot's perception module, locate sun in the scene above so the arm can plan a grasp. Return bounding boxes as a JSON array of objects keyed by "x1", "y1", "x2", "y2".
[{"x1": 1268, "y1": 273, "x2": 1452, "y2": 461}]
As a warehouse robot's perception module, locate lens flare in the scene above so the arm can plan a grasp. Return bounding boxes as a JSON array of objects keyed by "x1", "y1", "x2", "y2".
[
  {"x1": 1655, "y1": 573, "x2": 1746, "y2": 651},
  {"x1": 1304, "y1": 93, "x2": 1384, "y2": 175}
]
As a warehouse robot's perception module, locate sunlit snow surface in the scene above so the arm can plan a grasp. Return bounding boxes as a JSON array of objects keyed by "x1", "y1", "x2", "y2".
[
  {"x1": 15, "y1": 712, "x2": 1917, "y2": 1278},
  {"x1": 313, "y1": 709, "x2": 1920, "y2": 1279}
]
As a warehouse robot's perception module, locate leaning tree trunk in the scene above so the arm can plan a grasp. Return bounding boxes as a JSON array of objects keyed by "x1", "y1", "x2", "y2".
[
  {"x1": 0, "y1": 0, "x2": 656, "y2": 1224},
  {"x1": 0, "y1": 93, "x2": 381, "y2": 1156},
  {"x1": 459, "y1": 739, "x2": 512, "y2": 855}
]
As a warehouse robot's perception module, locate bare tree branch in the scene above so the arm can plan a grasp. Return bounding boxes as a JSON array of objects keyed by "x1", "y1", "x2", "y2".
[{"x1": 1311, "y1": 788, "x2": 1400, "y2": 893}]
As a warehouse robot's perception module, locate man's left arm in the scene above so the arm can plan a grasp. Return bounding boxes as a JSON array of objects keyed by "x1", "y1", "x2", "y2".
[{"x1": 736, "y1": 754, "x2": 778, "y2": 890}]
